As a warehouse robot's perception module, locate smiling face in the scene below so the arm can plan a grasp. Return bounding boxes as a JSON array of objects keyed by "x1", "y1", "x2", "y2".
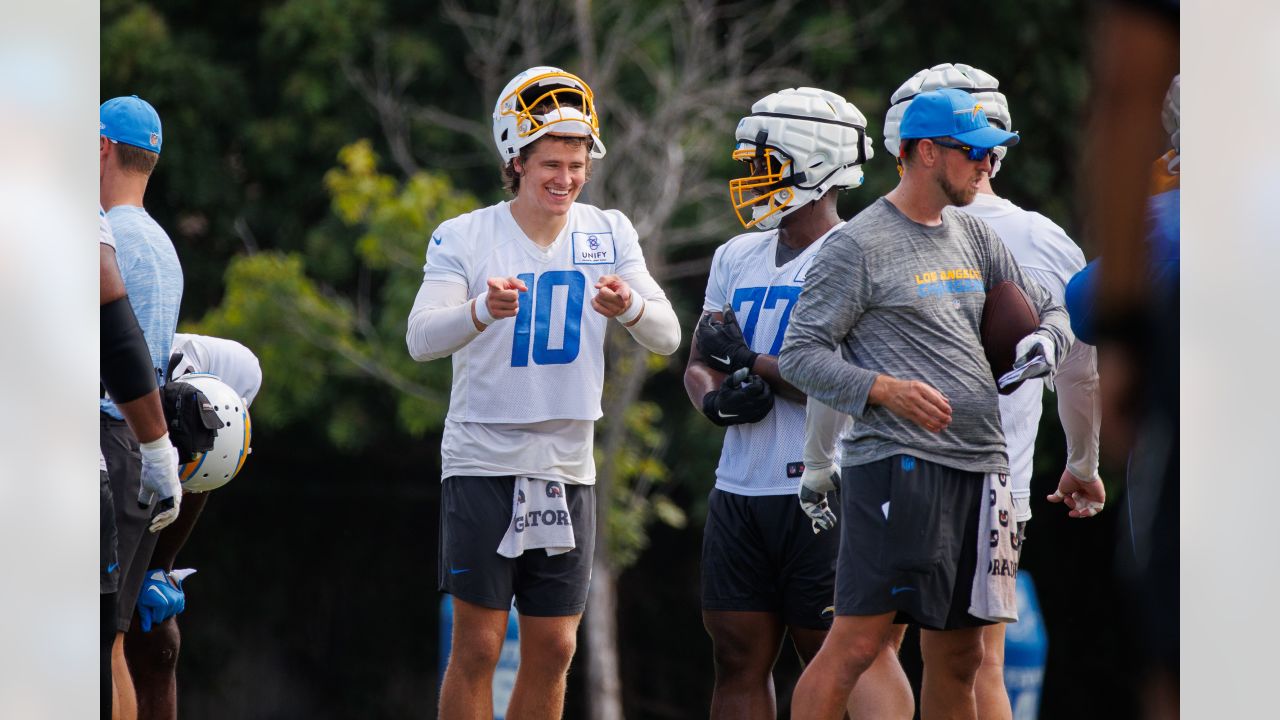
[
  {"x1": 930, "y1": 138, "x2": 994, "y2": 206},
  {"x1": 512, "y1": 135, "x2": 591, "y2": 217}
]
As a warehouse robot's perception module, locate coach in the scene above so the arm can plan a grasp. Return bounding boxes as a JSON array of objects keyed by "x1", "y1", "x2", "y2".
[{"x1": 778, "y1": 88, "x2": 1073, "y2": 720}]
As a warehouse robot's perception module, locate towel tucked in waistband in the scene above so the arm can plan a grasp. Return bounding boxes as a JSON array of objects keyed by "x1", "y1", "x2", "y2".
[
  {"x1": 969, "y1": 472, "x2": 1019, "y2": 623},
  {"x1": 497, "y1": 476, "x2": 576, "y2": 559}
]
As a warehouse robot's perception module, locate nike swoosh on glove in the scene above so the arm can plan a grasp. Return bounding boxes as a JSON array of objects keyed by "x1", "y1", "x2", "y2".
[
  {"x1": 136, "y1": 568, "x2": 196, "y2": 632},
  {"x1": 695, "y1": 306, "x2": 759, "y2": 374},
  {"x1": 799, "y1": 464, "x2": 840, "y2": 533},
  {"x1": 701, "y1": 367, "x2": 774, "y2": 427}
]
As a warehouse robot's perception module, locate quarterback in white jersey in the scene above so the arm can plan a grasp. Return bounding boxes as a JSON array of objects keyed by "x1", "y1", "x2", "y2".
[
  {"x1": 406, "y1": 66, "x2": 679, "y2": 720},
  {"x1": 683, "y1": 87, "x2": 911, "y2": 720},
  {"x1": 881, "y1": 63, "x2": 1103, "y2": 720}
]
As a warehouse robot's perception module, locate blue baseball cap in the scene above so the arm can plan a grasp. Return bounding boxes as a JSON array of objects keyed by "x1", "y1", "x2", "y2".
[
  {"x1": 100, "y1": 96, "x2": 162, "y2": 154},
  {"x1": 899, "y1": 88, "x2": 1018, "y2": 151}
]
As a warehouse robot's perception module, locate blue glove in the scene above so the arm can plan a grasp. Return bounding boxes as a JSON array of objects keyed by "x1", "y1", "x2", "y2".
[{"x1": 136, "y1": 568, "x2": 196, "y2": 632}]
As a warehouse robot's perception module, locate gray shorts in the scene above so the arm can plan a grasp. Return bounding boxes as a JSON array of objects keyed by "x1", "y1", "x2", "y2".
[
  {"x1": 101, "y1": 415, "x2": 161, "y2": 632},
  {"x1": 701, "y1": 489, "x2": 838, "y2": 629},
  {"x1": 100, "y1": 469, "x2": 119, "y2": 594},
  {"x1": 835, "y1": 455, "x2": 993, "y2": 631},
  {"x1": 438, "y1": 475, "x2": 596, "y2": 617}
]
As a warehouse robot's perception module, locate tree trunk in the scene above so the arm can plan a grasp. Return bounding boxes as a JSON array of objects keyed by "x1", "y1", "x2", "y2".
[{"x1": 584, "y1": 553, "x2": 623, "y2": 720}]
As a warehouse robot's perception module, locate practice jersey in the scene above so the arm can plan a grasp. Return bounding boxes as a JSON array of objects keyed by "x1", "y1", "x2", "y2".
[
  {"x1": 422, "y1": 200, "x2": 669, "y2": 483},
  {"x1": 100, "y1": 206, "x2": 183, "y2": 420},
  {"x1": 170, "y1": 333, "x2": 263, "y2": 406},
  {"x1": 959, "y1": 193, "x2": 1088, "y2": 513},
  {"x1": 703, "y1": 224, "x2": 842, "y2": 496}
]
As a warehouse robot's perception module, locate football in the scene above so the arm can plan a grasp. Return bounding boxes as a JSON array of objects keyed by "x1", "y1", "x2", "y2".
[{"x1": 980, "y1": 280, "x2": 1039, "y2": 394}]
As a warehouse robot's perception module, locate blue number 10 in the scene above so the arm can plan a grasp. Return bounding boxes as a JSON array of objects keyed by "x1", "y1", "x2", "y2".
[{"x1": 510, "y1": 270, "x2": 586, "y2": 367}]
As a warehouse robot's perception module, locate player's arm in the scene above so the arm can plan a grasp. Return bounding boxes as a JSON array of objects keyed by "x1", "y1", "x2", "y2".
[
  {"x1": 405, "y1": 276, "x2": 506, "y2": 361},
  {"x1": 797, "y1": 397, "x2": 850, "y2": 532},
  {"x1": 594, "y1": 272, "x2": 681, "y2": 356},
  {"x1": 685, "y1": 314, "x2": 774, "y2": 426},
  {"x1": 695, "y1": 309, "x2": 805, "y2": 403},
  {"x1": 101, "y1": 244, "x2": 166, "y2": 443},
  {"x1": 101, "y1": 243, "x2": 181, "y2": 531}
]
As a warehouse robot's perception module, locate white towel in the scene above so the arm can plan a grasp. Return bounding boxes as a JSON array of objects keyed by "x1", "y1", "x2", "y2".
[
  {"x1": 497, "y1": 477, "x2": 576, "y2": 559},
  {"x1": 969, "y1": 472, "x2": 1019, "y2": 623}
]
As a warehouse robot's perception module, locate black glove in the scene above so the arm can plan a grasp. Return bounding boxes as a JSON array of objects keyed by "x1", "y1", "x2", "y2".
[
  {"x1": 696, "y1": 306, "x2": 758, "y2": 374},
  {"x1": 701, "y1": 368, "x2": 774, "y2": 427}
]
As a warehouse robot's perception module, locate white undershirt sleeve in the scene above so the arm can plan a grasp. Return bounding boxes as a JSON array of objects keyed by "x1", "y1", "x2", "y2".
[
  {"x1": 617, "y1": 271, "x2": 681, "y2": 356},
  {"x1": 1055, "y1": 337, "x2": 1101, "y2": 481},
  {"x1": 803, "y1": 397, "x2": 850, "y2": 470},
  {"x1": 405, "y1": 279, "x2": 483, "y2": 362}
]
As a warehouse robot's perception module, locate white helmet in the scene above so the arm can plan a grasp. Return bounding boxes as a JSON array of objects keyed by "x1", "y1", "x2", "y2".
[
  {"x1": 884, "y1": 63, "x2": 1013, "y2": 177},
  {"x1": 730, "y1": 87, "x2": 874, "y2": 230},
  {"x1": 1162, "y1": 74, "x2": 1180, "y2": 169},
  {"x1": 176, "y1": 373, "x2": 252, "y2": 493},
  {"x1": 492, "y1": 66, "x2": 606, "y2": 163}
]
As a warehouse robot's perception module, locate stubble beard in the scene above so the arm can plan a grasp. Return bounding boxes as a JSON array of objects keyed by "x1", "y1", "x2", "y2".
[{"x1": 937, "y1": 169, "x2": 977, "y2": 207}]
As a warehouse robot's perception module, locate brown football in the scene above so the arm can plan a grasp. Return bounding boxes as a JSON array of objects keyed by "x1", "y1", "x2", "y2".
[{"x1": 980, "y1": 280, "x2": 1039, "y2": 394}]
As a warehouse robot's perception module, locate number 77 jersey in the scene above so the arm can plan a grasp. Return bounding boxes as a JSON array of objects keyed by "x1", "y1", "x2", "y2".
[
  {"x1": 423, "y1": 201, "x2": 665, "y2": 423},
  {"x1": 703, "y1": 224, "x2": 843, "y2": 495}
]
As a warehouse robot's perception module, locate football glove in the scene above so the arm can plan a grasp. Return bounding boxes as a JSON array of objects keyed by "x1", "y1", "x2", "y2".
[
  {"x1": 799, "y1": 463, "x2": 840, "y2": 533},
  {"x1": 138, "y1": 435, "x2": 182, "y2": 533},
  {"x1": 1011, "y1": 332, "x2": 1056, "y2": 380},
  {"x1": 136, "y1": 568, "x2": 196, "y2": 632},
  {"x1": 701, "y1": 367, "x2": 774, "y2": 427},
  {"x1": 696, "y1": 306, "x2": 758, "y2": 374}
]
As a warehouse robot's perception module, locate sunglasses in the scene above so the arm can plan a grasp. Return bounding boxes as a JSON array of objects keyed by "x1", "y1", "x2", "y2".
[{"x1": 930, "y1": 138, "x2": 998, "y2": 162}]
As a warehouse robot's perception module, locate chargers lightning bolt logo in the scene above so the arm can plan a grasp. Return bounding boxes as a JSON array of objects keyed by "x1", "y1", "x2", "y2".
[{"x1": 432, "y1": 235, "x2": 443, "y2": 246}]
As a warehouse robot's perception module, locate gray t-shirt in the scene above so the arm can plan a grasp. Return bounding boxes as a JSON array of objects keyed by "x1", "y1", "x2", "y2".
[{"x1": 779, "y1": 197, "x2": 1073, "y2": 474}]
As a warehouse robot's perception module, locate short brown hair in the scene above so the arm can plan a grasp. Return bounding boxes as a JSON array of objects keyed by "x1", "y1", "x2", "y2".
[
  {"x1": 501, "y1": 135, "x2": 593, "y2": 195},
  {"x1": 113, "y1": 143, "x2": 160, "y2": 176}
]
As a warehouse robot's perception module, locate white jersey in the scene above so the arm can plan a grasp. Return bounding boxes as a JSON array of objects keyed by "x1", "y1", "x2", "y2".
[
  {"x1": 423, "y1": 201, "x2": 669, "y2": 484},
  {"x1": 959, "y1": 193, "x2": 1093, "y2": 519},
  {"x1": 703, "y1": 224, "x2": 843, "y2": 496},
  {"x1": 169, "y1": 333, "x2": 263, "y2": 406}
]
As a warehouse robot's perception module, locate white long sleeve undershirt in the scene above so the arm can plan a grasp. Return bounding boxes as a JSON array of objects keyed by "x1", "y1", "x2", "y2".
[{"x1": 405, "y1": 278, "x2": 682, "y2": 363}]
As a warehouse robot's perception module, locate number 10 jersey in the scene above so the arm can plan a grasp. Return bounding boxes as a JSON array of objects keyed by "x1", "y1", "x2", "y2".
[{"x1": 424, "y1": 200, "x2": 663, "y2": 425}]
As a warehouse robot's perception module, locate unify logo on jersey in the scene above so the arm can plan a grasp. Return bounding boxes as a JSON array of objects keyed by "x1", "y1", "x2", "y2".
[{"x1": 571, "y1": 231, "x2": 615, "y2": 264}]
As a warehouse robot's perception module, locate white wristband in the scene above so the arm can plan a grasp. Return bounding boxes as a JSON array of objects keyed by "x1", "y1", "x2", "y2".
[
  {"x1": 139, "y1": 434, "x2": 172, "y2": 454},
  {"x1": 616, "y1": 293, "x2": 645, "y2": 325},
  {"x1": 473, "y1": 292, "x2": 497, "y2": 327}
]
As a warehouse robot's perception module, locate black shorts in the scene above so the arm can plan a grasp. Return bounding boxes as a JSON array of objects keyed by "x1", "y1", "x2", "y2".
[
  {"x1": 438, "y1": 475, "x2": 596, "y2": 617},
  {"x1": 101, "y1": 415, "x2": 161, "y2": 632},
  {"x1": 701, "y1": 489, "x2": 838, "y2": 630},
  {"x1": 100, "y1": 468, "x2": 119, "y2": 594},
  {"x1": 835, "y1": 455, "x2": 993, "y2": 631}
]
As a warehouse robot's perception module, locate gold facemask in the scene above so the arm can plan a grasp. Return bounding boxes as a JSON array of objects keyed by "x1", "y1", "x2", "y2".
[{"x1": 728, "y1": 144, "x2": 796, "y2": 229}]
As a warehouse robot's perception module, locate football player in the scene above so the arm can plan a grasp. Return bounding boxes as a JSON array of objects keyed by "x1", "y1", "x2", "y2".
[
  {"x1": 683, "y1": 87, "x2": 912, "y2": 719},
  {"x1": 406, "y1": 66, "x2": 680, "y2": 719}
]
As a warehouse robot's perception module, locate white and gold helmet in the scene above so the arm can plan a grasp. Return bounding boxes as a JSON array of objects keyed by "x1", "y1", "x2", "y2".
[
  {"x1": 730, "y1": 87, "x2": 873, "y2": 230},
  {"x1": 884, "y1": 63, "x2": 1013, "y2": 176},
  {"x1": 492, "y1": 66, "x2": 606, "y2": 163},
  {"x1": 176, "y1": 373, "x2": 252, "y2": 493}
]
